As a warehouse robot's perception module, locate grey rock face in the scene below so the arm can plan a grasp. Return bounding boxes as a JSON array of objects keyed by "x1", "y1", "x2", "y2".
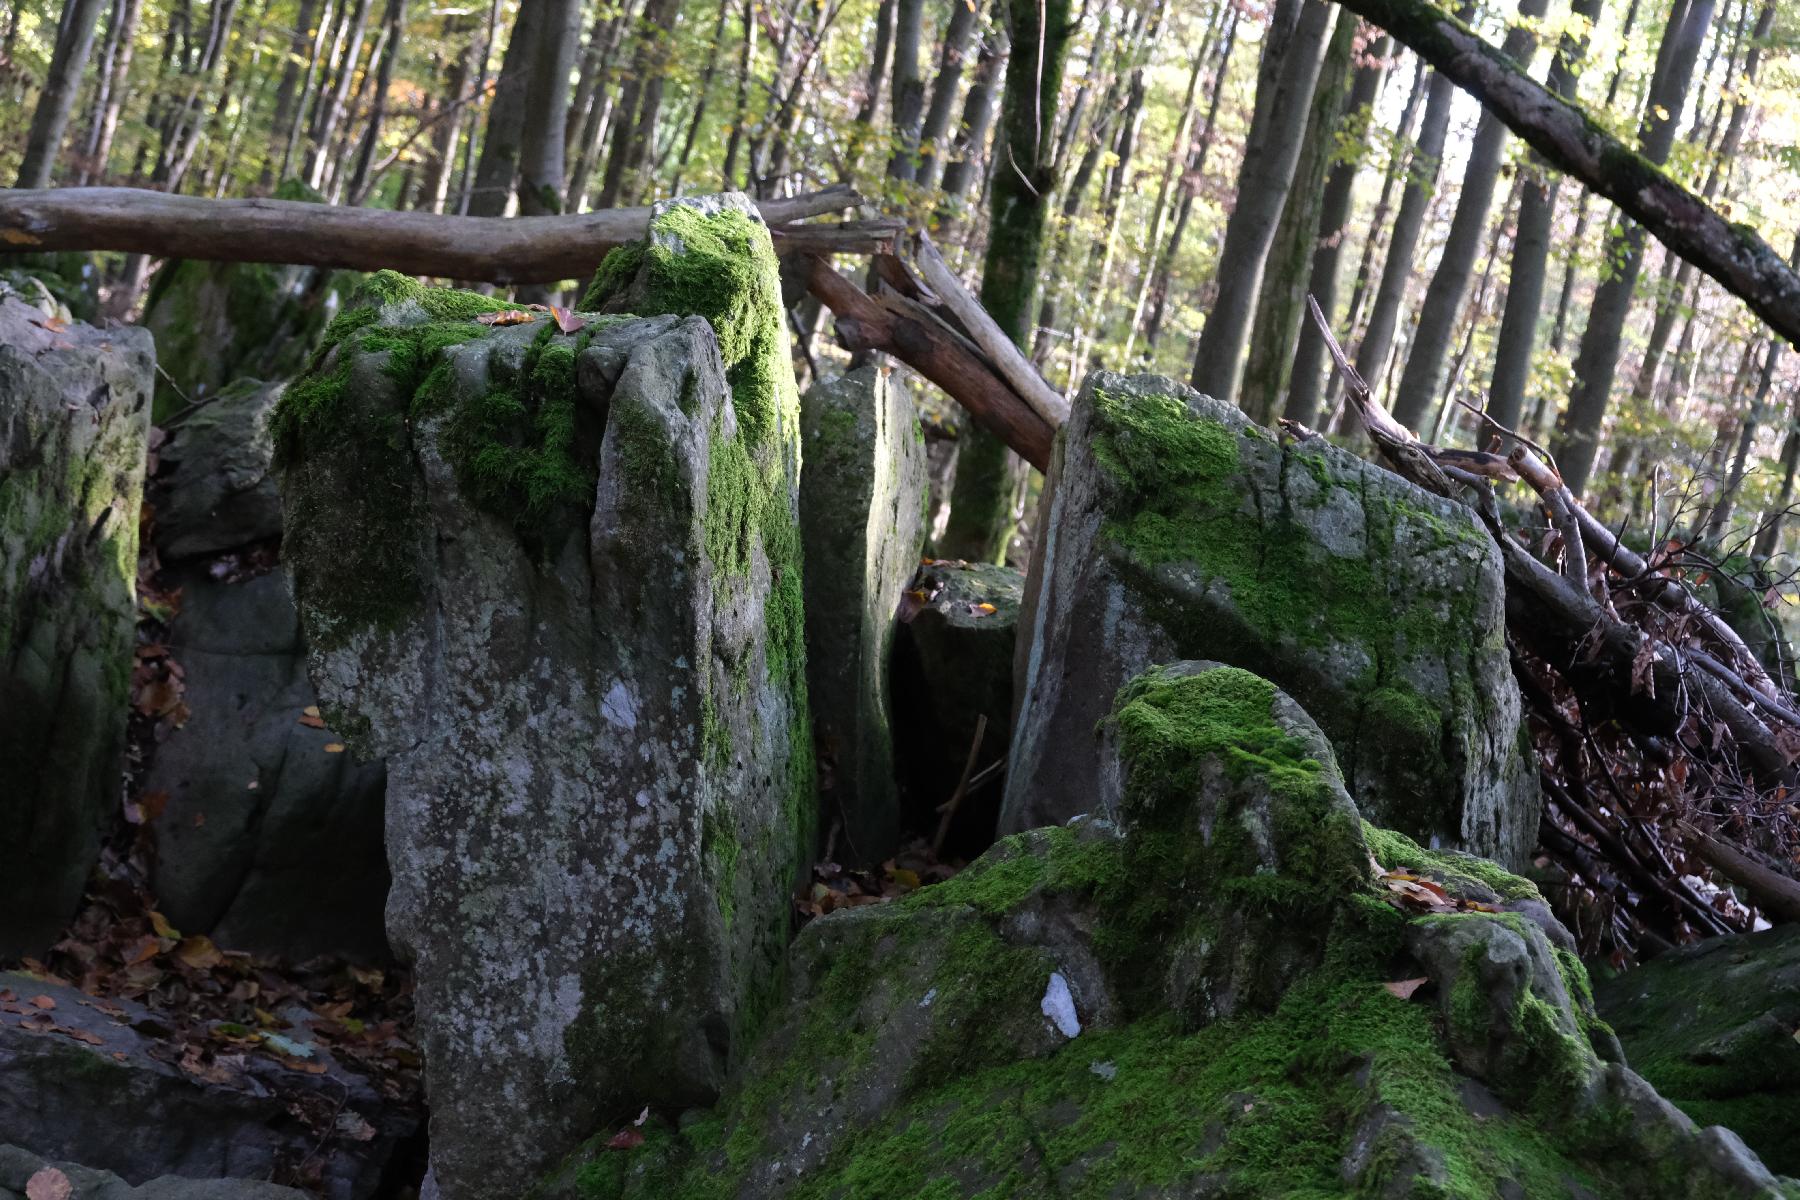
[
  {"x1": 891, "y1": 559, "x2": 1022, "y2": 853},
  {"x1": 282, "y1": 289, "x2": 809, "y2": 1194},
  {"x1": 0, "y1": 973, "x2": 413, "y2": 1199},
  {"x1": 800, "y1": 364, "x2": 928, "y2": 863},
  {"x1": 1006, "y1": 370, "x2": 1538, "y2": 866},
  {"x1": 153, "y1": 378, "x2": 285, "y2": 560},
  {"x1": 0, "y1": 293, "x2": 153, "y2": 956},
  {"x1": 145, "y1": 376, "x2": 388, "y2": 963}
]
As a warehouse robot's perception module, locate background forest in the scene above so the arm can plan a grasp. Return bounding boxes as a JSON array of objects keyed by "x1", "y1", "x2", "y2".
[{"x1": 4, "y1": 0, "x2": 1800, "y2": 562}]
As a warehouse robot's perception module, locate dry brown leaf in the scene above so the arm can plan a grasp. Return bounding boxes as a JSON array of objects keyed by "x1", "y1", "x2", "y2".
[
  {"x1": 474, "y1": 309, "x2": 534, "y2": 326},
  {"x1": 324, "y1": 743, "x2": 346, "y2": 754},
  {"x1": 1383, "y1": 977, "x2": 1430, "y2": 1000},
  {"x1": 29, "y1": 995, "x2": 55, "y2": 1010},
  {"x1": 175, "y1": 936, "x2": 224, "y2": 971}
]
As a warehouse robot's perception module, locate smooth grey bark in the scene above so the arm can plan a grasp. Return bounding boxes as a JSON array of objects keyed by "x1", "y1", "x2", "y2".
[
  {"x1": 467, "y1": 0, "x2": 541, "y2": 217},
  {"x1": 517, "y1": 0, "x2": 581, "y2": 216},
  {"x1": 1488, "y1": 0, "x2": 1604, "y2": 432},
  {"x1": 1142, "y1": 7, "x2": 1238, "y2": 350},
  {"x1": 279, "y1": 0, "x2": 336, "y2": 181},
  {"x1": 1241, "y1": 12, "x2": 1357, "y2": 425},
  {"x1": 1284, "y1": 32, "x2": 1392, "y2": 426},
  {"x1": 303, "y1": 0, "x2": 371, "y2": 189},
  {"x1": 1349, "y1": 6, "x2": 1469, "y2": 397},
  {"x1": 1189, "y1": 0, "x2": 1339, "y2": 405},
  {"x1": 886, "y1": 0, "x2": 927, "y2": 182},
  {"x1": 261, "y1": 0, "x2": 320, "y2": 185},
  {"x1": 937, "y1": 28, "x2": 1005, "y2": 217},
  {"x1": 1389, "y1": 0, "x2": 1548, "y2": 432},
  {"x1": 564, "y1": 0, "x2": 631, "y2": 207},
  {"x1": 857, "y1": 0, "x2": 896, "y2": 125},
  {"x1": 671, "y1": 0, "x2": 735, "y2": 191},
  {"x1": 346, "y1": 0, "x2": 407, "y2": 204},
  {"x1": 1553, "y1": 0, "x2": 1717, "y2": 493},
  {"x1": 916, "y1": 0, "x2": 981, "y2": 190},
  {"x1": 1754, "y1": 394, "x2": 1800, "y2": 559},
  {"x1": 598, "y1": 0, "x2": 680, "y2": 207},
  {"x1": 78, "y1": 0, "x2": 143, "y2": 184},
  {"x1": 18, "y1": 0, "x2": 109, "y2": 188}
]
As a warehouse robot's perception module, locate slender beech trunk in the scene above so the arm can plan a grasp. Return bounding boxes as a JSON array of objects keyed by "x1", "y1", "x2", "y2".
[
  {"x1": 1241, "y1": 12, "x2": 1357, "y2": 424},
  {"x1": 720, "y1": 0, "x2": 758, "y2": 186},
  {"x1": 1142, "y1": 6, "x2": 1239, "y2": 350},
  {"x1": 935, "y1": 27, "x2": 1005, "y2": 231},
  {"x1": 262, "y1": 0, "x2": 320, "y2": 185},
  {"x1": 884, "y1": 0, "x2": 927, "y2": 182},
  {"x1": 419, "y1": 17, "x2": 479, "y2": 213},
  {"x1": 304, "y1": 0, "x2": 371, "y2": 189},
  {"x1": 598, "y1": 0, "x2": 680, "y2": 207},
  {"x1": 280, "y1": 0, "x2": 335, "y2": 180},
  {"x1": 468, "y1": 0, "x2": 541, "y2": 217},
  {"x1": 517, "y1": 0, "x2": 581, "y2": 216},
  {"x1": 1190, "y1": 0, "x2": 1339, "y2": 406},
  {"x1": 1389, "y1": 0, "x2": 1548, "y2": 431},
  {"x1": 671, "y1": 0, "x2": 735, "y2": 192},
  {"x1": 1706, "y1": 336, "x2": 1785, "y2": 543},
  {"x1": 78, "y1": 0, "x2": 143, "y2": 184},
  {"x1": 1488, "y1": 0, "x2": 1604, "y2": 431},
  {"x1": 18, "y1": 0, "x2": 110, "y2": 187},
  {"x1": 1284, "y1": 32, "x2": 1391, "y2": 426},
  {"x1": 346, "y1": 0, "x2": 406, "y2": 203},
  {"x1": 1754, "y1": 394, "x2": 1800, "y2": 559},
  {"x1": 1349, "y1": 2, "x2": 1471, "y2": 400},
  {"x1": 915, "y1": 0, "x2": 981, "y2": 190},
  {"x1": 568, "y1": 0, "x2": 639, "y2": 209},
  {"x1": 939, "y1": 0, "x2": 1072, "y2": 563},
  {"x1": 1553, "y1": 0, "x2": 1717, "y2": 493}
]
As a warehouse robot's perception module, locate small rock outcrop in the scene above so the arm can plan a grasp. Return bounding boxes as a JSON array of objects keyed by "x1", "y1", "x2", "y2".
[
  {"x1": 0, "y1": 291, "x2": 153, "y2": 957},
  {"x1": 567, "y1": 663, "x2": 1787, "y2": 1199},
  {"x1": 800, "y1": 362, "x2": 928, "y2": 863},
  {"x1": 146, "y1": 377, "x2": 388, "y2": 963},
  {"x1": 1006, "y1": 371, "x2": 1538, "y2": 866},
  {"x1": 891, "y1": 558, "x2": 1023, "y2": 854},
  {"x1": 280, "y1": 193, "x2": 812, "y2": 1197},
  {"x1": 1597, "y1": 923, "x2": 1800, "y2": 1176},
  {"x1": 0, "y1": 972, "x2": 414, "y2": 1198},
  {"x1": 0, "y1": 1146, "x2": 307, "y2": 1199}
]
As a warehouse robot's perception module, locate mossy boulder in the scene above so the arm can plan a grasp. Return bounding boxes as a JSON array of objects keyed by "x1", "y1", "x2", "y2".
[
  {"x1": 891, "y1": 559, "x2": 1022, "y2": 855},
  {"x1": 799, "y1": 363, "x2": 928, "y2": 864},
  {"x1": 0, "y1": 290, "x2": 152, "y2": 956},
  {"x1": 280, "y1": 192, "x2": 812, "y2": 1199},
  {"x1": 141, "y1": 182, "x2": 348, "y2": 423},
  {"x1": 1596, "y1": 924, "x2": 1800, "y2": 1177},
  {"x1": 1007, "y1": 370, "x2": 1539, "y2": 867},
  {"x1": 152, "y1": 377, "x2": 285, "y2": 559},
  {"x1": 563, "y1": 663, "x2": 1787, "y2": 1199}
]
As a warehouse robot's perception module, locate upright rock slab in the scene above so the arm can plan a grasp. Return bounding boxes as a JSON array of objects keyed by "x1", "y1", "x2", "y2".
[
  {"x1": 147, "y1": 377, "x2": 389, "y2": 962},
  {"x1": 0, "y1": 292, "x2": 152, "y2": 956},
  {"x1": 1007, "y1": 371, "x2": 1538, "y2": 865},
  {"x1": 280, "y1": 193, "x2": 811, "y2": 1199},
  {"x1": 799, "y1": 363, "x2": 927, "y2": 863}
]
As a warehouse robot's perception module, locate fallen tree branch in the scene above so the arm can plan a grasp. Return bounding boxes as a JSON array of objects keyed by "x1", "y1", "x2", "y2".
[
  {"x1": 1333, "y1": 0, "x2": 1800, "y2": 348},
  {"x1": 0, "y1": 185, "x2": 867, "y2": 282},
  {"x1": 1683, "y1": 824, "x2": 1800, "y2": 925},
  {"x1": 801, "y1": 253, "x2": 1056, "y2": 470}
]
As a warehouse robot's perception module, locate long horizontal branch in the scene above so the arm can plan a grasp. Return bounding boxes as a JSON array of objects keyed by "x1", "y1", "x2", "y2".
[
  {"x1": 0, "y1": 185, "x2": 867, "y2": 283},
  {"x1": 1336, "y1": 0, "x2": 1800, "y2": 347}
]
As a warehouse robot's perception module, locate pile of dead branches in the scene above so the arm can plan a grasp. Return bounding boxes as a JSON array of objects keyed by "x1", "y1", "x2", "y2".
[{"x1": 1305, "y1": 299, "x2": 1800, "y2": 961}]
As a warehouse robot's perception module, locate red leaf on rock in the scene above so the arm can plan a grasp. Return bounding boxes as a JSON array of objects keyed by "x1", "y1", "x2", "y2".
[
  {"x1": 550, "y1": 305, "x2": 587, "y2": 334},
  {"x1": 606, "y1": 1127, "x2": 645, "y2": 1150},
  {"x1": 1383, "y1": 978, "x2": 1429, "y2": 1000},
  {"x1": 25, "y1": 1167, "x2": 73, "y2": 1200}
]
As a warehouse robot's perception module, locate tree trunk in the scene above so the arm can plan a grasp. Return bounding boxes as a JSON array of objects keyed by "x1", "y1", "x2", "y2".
[
  {"x1": 1553, "y1": 0, "x2": 1717, "y2": 493},
  {"x1": 939, "y1": 0, "x2": 1072, "y2": 563},
  {"x1": 916, "y1": 0, "x2": 981, "y2": 190},
  {"x1": 1705, "y1": 336, "x2": 1784, "y2": 543},
  {"x1": 1488, "y1": 0, "x2": 1604, "y2": 432},
  {"x1": 597, "y1": 0, "x2": 680, "y2": 208},
  {"x1": 1241, "y1": 12, "x2": 1356, "y2": 425},
  {"x1": 262, "y1": 0, "x2": 320, "y2": 185},
  {"x1": 467, "y1": 0, "x2": 541, "y2": 217},
  {"x1": 885, "y1": 0, "x2": 927, "y2": 183},
  {"x1": 1189, "y1": 0, "x2": 1338, "y2": 406},
  {"x1": 346, "y1": 0, "x2": 406, "y2": 204},
  {"x1": 720, "y1": 0, "x2": 758, "y2": 186},
  {"x1": 1284, "y1": 31, "x2": 1391, "y2": 426},
  {"x1": 279, "y1": 0, "x2": 335, "y2": 180},
  {"x1": 1389, "y1": 0, "x2": 1549, "y2": 432},
  {"x1": 1754, "y1": 395, "x2": 1800, "y2": 559},
  {"x1": 517, "y1": 0, "x2": 581, "y2": 217},
  {"x1": 77, "y1": 0, "x2": 143, "y2": 185},
  {"x1": 671, "y1": 0, "x2": 735, "y2": 192},
  {"x1": 935, "y1": 26, "x2": 1005, "y2": 233},
  {"x1": 18, "y1": 0, "x2": 110, "y2": 188},
  {"x1": 1349, "y1": 5, "x2": 1469, "y2": 398},
  {"x1": 303, "y1": 0, "x2": 371, "y2": 190},
  {"x1": 1142, "y1": 8, "x2": 1238, "y2": 351}
]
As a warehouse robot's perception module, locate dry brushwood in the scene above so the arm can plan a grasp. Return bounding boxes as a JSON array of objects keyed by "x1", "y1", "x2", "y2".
[{"x1": 1307, "y1": 297, "x2": 1800, "y2": 958}]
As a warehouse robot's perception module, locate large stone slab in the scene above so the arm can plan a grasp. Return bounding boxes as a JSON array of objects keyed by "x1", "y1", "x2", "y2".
[
  {"x1": 0, "y1": 292, "x2": 153, "y2": 956},
  {"x1": 0, "y1": 972, "x2": 413, "y2": 1198},
  {"x1": 800, "y1": 363, "x2": 927, "y2": 863},
  {"x1": 1006, "y1": 371, "x2": 1538, "y2": 865},
  {"x1": 145, "y1": 377, "x2": 388, "y2": 963},
  {"x1": 281, "y1": 193, "x2": 812, "y2": 1198},
  {"x1": 559, "y1": 664, "x2": 1779, "y2": 1200}
]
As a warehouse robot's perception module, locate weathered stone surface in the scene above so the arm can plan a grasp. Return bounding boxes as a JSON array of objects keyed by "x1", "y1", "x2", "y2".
[
  {"x1": 0, "y1": 1146, "x2": 308, "y2": 1199},
  {"x1": 0, "y1": 292, "x2": 153, "y2": 957},
  {"x1": 153, "y1": 378, "x2": 285, "y2": 560},
  {"x1": 145, "y1": 376, "x2": 388, "y2": 962},
  {"x1": 145, "y1": 568, "x2": 389, "y2": 963},
  {"x1": 891, "y1": 559, "x2": 1022, "y2": 854},
  {"x1": 1007, "y1": 370, "x2": 1538, "y2": 866},
  {"x1": 281, "y1": 193, "x2": 811, "y2": 1198},
  {"x1": 141, "y1": 183, "x2": 345, "y2": 422},
  {"x1": 1596, "y1": 924, "x2": 1800, "y2": 1176},
  {"x1": 569, "y1": 664, "x2": 1781, "y2": 1200},
  {"x1": 0, "y1": 972, "x2": 414, "y2": 1199},
  {"x1": 800, "y1": 363, "x2": 928, "y2": 863}
]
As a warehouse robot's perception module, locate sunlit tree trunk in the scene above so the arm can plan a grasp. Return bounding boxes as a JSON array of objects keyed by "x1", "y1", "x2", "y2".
[
  {"x1": 17, "y1": 0, "x2": 109, "y2": 187},
  {"x1": 78, "y1": 0, "x2": 143, "y2": 184}
]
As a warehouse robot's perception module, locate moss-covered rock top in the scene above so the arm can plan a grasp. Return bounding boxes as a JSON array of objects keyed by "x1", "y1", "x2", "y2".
[{"x1": 554, "y1": 664, "x2": 1780, "y2": 1200}]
